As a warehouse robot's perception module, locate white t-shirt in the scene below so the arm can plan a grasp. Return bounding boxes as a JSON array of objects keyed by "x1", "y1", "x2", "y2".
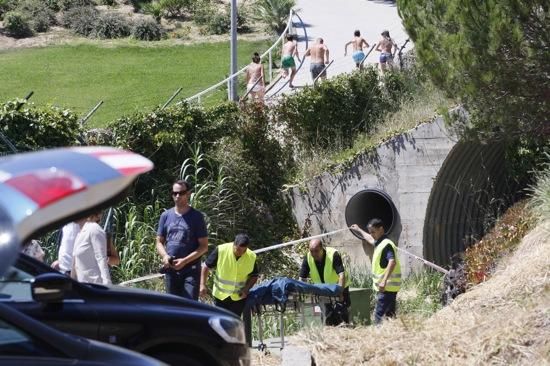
[
  {"x1": 58, "y1": 222, "x2": 81, "y2": 272},
  {"x1": 72, "y1": 222, "x2": 111, "y2": 285}
]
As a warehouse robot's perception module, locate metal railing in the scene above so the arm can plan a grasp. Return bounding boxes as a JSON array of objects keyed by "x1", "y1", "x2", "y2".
[
  {"x1": 359, "y1": 43, "x2": 377, "y2": 68},
  {"x1": 240, "y1": 76, "x2": 263, "y2": 101},
  {"x1": 312, "y1": 59, "x2": 334, "y2": 85},
  {"x1": 185, "y1": 8, "x2": 296, "y2": 104}
]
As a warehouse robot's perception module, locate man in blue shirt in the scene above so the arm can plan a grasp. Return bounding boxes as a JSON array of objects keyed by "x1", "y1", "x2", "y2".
[{"x1": 156, "y1": 179, "x2": 208, "y2": 300}]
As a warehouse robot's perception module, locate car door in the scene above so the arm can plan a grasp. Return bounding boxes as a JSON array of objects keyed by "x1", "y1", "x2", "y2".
[
  {"x1": 0, "y1": 265, "x2": 100, "y2": 340},
  {"x1": 0, "y1": 315, "x2": 97, "y2": 366}
]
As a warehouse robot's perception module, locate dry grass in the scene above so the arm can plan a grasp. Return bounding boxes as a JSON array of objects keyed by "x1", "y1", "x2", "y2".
[
  {"x1": 251, "y1": 349, "x2": 282, "y2": 366},
  {"x1": 292, "y1": 221, "x2": 550, "y2": 365}
]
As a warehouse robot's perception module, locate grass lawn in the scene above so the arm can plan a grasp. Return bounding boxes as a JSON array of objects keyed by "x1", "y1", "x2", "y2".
[{"x1": 0, "y1": 40, "x2": 272, "y2": 126}]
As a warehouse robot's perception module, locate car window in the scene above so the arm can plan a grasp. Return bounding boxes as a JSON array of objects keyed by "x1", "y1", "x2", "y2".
[
  {"x1": 0, "y1": 318, "x2": 63, "y2": 357},
  {"x1": 0, "y1": 267, "x2": 33, "y2": 302}
]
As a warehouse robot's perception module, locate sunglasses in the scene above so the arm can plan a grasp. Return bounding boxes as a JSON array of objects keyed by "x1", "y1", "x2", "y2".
[{"x1": 172, "y1": 190, "x2": 187, "y2": 196}]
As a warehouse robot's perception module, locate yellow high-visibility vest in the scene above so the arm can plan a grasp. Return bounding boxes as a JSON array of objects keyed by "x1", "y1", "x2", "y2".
[
  {"x1": 212, "y1": 243, "x2": 257, "y2": 301},
  {"x1": 372, "y1": 238, "x2": 401, "y2": 292},
  {"x1": 307, "y1": 247, "x2": 350, "y2": 287}
]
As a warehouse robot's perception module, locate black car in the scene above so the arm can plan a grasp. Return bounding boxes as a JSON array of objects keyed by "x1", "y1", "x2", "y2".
[
  {"x1": 0, "y1": 254, "x2": 250, "y2": 366},
  {"x1": 0, "y1": 147, "x2": 250, "y2": 366},
  {"x1": 0, "y1": 302, "x2": 165, "y2": 366},
  {"x1": 0, "y1": 147, "x2": 164, "y2": 366}
]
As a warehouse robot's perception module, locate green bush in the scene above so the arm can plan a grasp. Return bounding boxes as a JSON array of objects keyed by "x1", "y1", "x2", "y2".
[
  {"x1": 108, "y1": 101, "x2": 238, "y2": 200},
  {"x1": 98, "y1": 0, "x2": 116, "y2": 5},
  {"x1": 0, "y1": 0, "x2": 18, "y2": 18},
  {"x1": 275, "y1": 67, "x2": 386, "y2": 150},
  {"x1": 0, "y1": 100, "x2": 82, "y2": 151},
  {"x1": 205, "y1": 10, "x2": 230, "y2": 35},
  {"x1": 92, "y1": 12, "x2": 130, "y2": 39},
  {"x1": 62, "y1": 6, "x2": 99, "y2": 36},
  {"x1": 191, "y1": 0, "x2": 211, "y2": 25},
  {"x1": 250, "y1": 0, "x2": 294, "y2": 34},
  {"x1": 57, "y1": 0, "x2": 95, "y2": 11},
  {"x1": 142, "y1": 1, "x2": 162, "y2": 23},
  {"x1": 159, "y1": 0, "x2": 190, "y2": 18},
  {"x1": 16, "y1": 0, "x2": 57, "y2": 32},
  {"x1": 196, "y1": 4, "x2": 248, "y2": 35},
  {"x1": 131, "y1": 17, "x2": 164, "y2": 40},
  {"x1": 3, "y1": 11, "x2": 33, "y2": 38}
]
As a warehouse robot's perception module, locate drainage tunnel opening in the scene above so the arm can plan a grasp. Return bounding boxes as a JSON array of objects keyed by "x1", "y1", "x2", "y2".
[{"x1": 345, "y1": 189, "x2": 397, "y2": 239}]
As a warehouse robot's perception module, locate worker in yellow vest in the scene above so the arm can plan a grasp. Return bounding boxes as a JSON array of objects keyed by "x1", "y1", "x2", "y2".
[
  {"x1": 199, "y1": 234, "x2": 259, "y2": 317},
  {"x1": 299, "y1": 239, "x2": 351, "y2": 324},
  {"x1": 351, "y1": 218, "x2": 401, "y2": 324}
]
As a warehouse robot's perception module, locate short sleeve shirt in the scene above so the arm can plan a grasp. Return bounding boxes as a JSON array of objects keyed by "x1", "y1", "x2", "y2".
[
  {"x1": 374, "y1": 235, "x2": 395, "y2": 269},
  {"x1": 157, "y1": 207, "x2": 208, "y2": 264}
]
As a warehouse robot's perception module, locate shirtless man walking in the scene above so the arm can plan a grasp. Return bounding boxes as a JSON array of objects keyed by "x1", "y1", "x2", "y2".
[
  {"x1": 281, "y1": 34, "x2": 300, "y2": 88},
  {"x1": 244, "y1": 52, "x2": 265, "y2": 102},
  {"x1": 304, "y1": 37, "x2": 330, "y2": 83},
  {"x1": 344, "y1": 30, "x2": 370, "y2": 69},
  {"x1": 375, "y1": 30, "x2": 398, "y2": 74}
]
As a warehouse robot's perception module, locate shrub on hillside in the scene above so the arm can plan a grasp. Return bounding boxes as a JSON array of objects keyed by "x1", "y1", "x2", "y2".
[
  {"x1": 108, "y1": 101, "x2": 239, "y2": 199},
  {"x1": 464, "y1": 201, "x2": 532, "y2": 285},
  {"x1": 57, "y1": 0, "x2": 95, "y2": 11},
  {"x1": 131, "y1": 17, "x2": 164, "y2": 40},
  {"x1": 275, "y1": 67, "x2": 386, "y2": 150},
  {"x1": 98, "y1": 0, "x2": 116, "y2": 5},
  {"x1": 0, "y1": 100, "x2": 82, "y2": 151},
  {"x1": 159, "y1": 0, "x2": 190, "y2": 18},
  {"x1": 3, "y1": 11, "x2": 33, "y2": 38},
  {"x1": 0, "y1": 0, "x2": 18, "y2": 18},
  {"x1": 92, "y1": 12, "x2": 130, "y2": 39},
  {"x1": 274, "y1": 68, "x2": 422, "y2": 151},
  {"x1": 16, "y1": 0, "x2": 57, "y2": 32},
  {"x1": 62, "y1": 6, "x2": 99, "y2": 36},
  {"x1": 196, "y1": 3, "x2": 248, "y2": 35},
  {"x1": 204, "y1": 10, "x2": 230, "y2": 35}
]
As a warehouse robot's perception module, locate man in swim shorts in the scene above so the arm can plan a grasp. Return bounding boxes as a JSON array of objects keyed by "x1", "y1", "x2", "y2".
[
  {"x1": 281, "y1": 34, "x2": 300, "y2": 88},
  {"x1": 304, "y1": 37, "x2": 330, "y2": 83},
  {"x1": 345, "y1": 30, "x2": 370, "y2": 70}
]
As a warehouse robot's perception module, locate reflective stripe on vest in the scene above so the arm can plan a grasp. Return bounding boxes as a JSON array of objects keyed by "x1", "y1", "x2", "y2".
[
  {"x1": 212, "y1": 243, "x2": 257, "y2": 301},
  {"x1": 372, "y1": 238, "x2": 401, "y2": 292},
  {"x1": 307, "y1": 247, "x2": 350, "y2": 287}
]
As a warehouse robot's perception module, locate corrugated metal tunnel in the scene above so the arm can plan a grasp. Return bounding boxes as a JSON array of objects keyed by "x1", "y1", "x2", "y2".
[{"x1": 422, "y1": 142, "x2": 515, "y2": 266}]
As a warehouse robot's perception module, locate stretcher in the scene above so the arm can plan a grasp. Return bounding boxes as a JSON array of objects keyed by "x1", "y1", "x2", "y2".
[{"x1": 244, "y1": 277, "x2": 343, "y2": 349}]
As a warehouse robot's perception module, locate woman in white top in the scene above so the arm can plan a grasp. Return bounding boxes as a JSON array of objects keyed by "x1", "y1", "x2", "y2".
[{"x1": 72, "y1": 212, "x2": 112, "y2": 285}]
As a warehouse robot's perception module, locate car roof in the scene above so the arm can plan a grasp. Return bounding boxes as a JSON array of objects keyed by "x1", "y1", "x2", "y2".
[{"x1": 0, "y1": 147, "x2": 153, "y2": 276}]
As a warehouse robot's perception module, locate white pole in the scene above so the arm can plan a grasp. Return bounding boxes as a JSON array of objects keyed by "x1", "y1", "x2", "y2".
[{"x1": 230, "y1": 0, "x2": 238, "y2": 101}]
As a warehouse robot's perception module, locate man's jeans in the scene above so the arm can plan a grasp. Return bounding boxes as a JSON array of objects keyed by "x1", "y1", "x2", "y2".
[{"x1": 374, "y1": 291, "x2": 397, "y2": 324}]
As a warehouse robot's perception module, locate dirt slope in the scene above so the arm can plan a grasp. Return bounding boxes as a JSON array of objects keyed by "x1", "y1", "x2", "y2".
[{"x1": 294, "y1": 221, "x2": 550, "y2": 365}]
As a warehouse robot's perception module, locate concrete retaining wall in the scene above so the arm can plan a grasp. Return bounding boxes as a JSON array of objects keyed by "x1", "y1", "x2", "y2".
[{"x1": 286, "y1": 116, "x2": 512, "y2": 275}]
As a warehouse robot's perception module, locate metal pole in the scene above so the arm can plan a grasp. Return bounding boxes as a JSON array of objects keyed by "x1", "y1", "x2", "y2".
[
  {"x1": 229, "y1": 0, "x2": 238, "y2": 101},
  {"x1": 79, "y1": 101, "x2": 104, "y2": 126},
  {"x1": 313, "y1": 60, "x2": 334, "y2": 85},
  {"x1": 15, "y1": 91, "x2": 34, "y2": 111},
  {"x1": 268, "y1": 51, "x2": 272, "y2": 84},
  {"x1": 161, "y1": 87, "x2": 182, "y2": 109}
]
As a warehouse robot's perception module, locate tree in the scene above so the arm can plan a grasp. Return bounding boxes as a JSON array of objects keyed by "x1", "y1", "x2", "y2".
[
  {"x1": 250, "y1": 0, "x2": 295, "y2": 34},
  {"x1": 398, "y1": 0, "x2": 549, "y2": 141}
]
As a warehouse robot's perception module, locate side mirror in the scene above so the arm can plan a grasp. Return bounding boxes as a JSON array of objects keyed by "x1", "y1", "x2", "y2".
[{"x1": 32, "y1": 273, "x2": 72, "y2": 303}]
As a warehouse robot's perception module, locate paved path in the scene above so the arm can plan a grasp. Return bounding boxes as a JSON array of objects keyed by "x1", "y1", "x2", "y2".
[{"x1": 267, "y1": 0, "x2": 411, "y2": 98}]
